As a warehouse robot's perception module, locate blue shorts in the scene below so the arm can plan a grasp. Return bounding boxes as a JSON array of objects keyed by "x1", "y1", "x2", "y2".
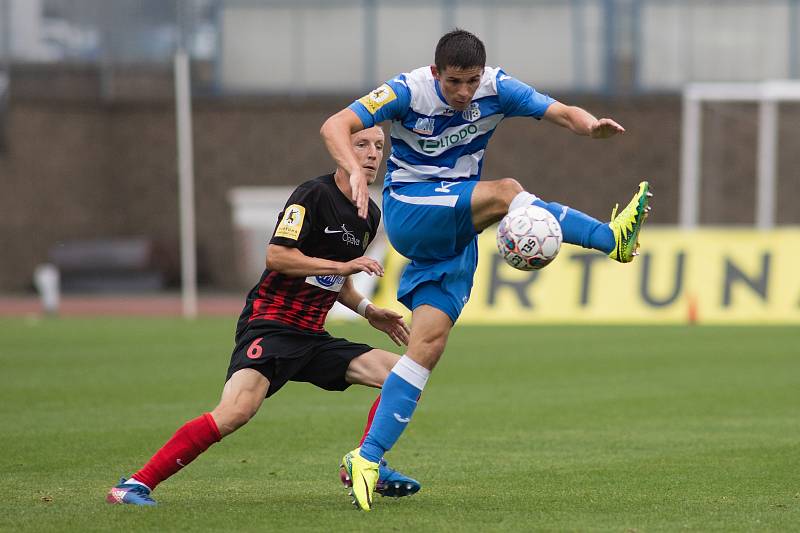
[{"x1": 382, "y1": 180, "x2": 479, "y2": 323}]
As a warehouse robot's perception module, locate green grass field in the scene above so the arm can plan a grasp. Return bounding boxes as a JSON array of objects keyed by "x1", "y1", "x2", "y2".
[{"x1": 1, "y1": 318, "x2": 798, "y2": 532}]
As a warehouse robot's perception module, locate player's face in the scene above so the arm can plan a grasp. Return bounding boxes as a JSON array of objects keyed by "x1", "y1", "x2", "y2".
[
  {"x1": 352, "y1": 127, "x2": 385, "y2": 184},
  {"x1": 432, "y1": 65, "x2": 484, "y2": 111}
]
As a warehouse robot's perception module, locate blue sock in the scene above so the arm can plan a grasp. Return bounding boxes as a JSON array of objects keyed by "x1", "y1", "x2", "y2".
[
  {"x1": 359, "y1": 356, "x2": 429, "y2": 463},
  {"x1": 532, "y1": 199, "x2": 615, "y2": 253}
]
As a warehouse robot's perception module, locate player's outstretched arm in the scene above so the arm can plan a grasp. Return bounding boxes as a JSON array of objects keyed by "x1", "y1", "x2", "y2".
[
  {"x1": 320, "y1": 109, "x2": 371, "y2": 218},
  {"x1": 543, "y1": 101, "x2": 625, "y2": 138},
  {"x1": 339, "y1": 278, "x2": 410, "y2": 346},
  {"x1": 366, "y1": 305, "x2": 411, "y2": 346},
  {"x1": 266, "y1": 245, "x2": 383, "y2": 277}
]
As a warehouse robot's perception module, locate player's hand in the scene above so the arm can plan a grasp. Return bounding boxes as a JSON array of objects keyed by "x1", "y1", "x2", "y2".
[
  {"x1": 339, "y1": 257, "x2": 384, "y2": 277},
  {"x1": 365, "y1": 306, "x2": 411, "y2": 346},
  {"x1": 590, "y1": 118, "x2": 625, "y2": 139},
  {"x1": 349, "y1": 169, "x2": 370, "y2": 219}
]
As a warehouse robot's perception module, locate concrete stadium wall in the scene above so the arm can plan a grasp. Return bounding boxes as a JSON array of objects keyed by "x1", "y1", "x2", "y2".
[{"x1": 1, "y1": 67, "x2": 799, "y2": 293}]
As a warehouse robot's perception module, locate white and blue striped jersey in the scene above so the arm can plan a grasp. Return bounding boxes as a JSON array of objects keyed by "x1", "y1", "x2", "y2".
[{"x1": 348, "y1": 66, "x2": 555, "y2": 189}]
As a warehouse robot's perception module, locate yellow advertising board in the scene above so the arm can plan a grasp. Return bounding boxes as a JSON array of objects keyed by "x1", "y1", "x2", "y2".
[{"x1": 372, "y1": 227, "x2": 800, "y2": 324}]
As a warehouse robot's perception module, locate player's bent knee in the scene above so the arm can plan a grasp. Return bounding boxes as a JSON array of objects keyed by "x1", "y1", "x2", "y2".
[
  {"x1": 346, "y1": 349, "x2": 398, "y2": 388},
  {"x1": 211, "y1": 402, "x2": 259, "y2": 435},
  {"x1": 497, "y1": 178, "x2": 524, "y2": 206},
  {"x1": 483, "y1": 179, "x2": 526, "y2": 229},
  {"x1": 499, "y1": 177, "x2": 523, "y2": 195}
]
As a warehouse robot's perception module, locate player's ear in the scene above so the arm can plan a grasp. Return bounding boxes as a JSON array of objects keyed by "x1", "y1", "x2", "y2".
[{"x1": 430, "y1": 65, "x2": 440, "y2": 80}]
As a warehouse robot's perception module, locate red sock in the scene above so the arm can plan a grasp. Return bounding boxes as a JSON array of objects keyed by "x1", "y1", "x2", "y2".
[
  {"x1": 359, "y1": 395, "x2": 381, "y2": 446},
  {"x1": 132, "y1": 413, "x2": 221, "y2": 491}
]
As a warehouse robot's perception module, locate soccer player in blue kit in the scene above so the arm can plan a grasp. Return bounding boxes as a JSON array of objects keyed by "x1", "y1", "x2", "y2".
[{"x1": 321, "y1": 29, "x2": 652, "y2": 511}]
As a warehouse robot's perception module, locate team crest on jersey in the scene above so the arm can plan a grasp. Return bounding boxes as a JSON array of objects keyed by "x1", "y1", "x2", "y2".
[
  {"x1": 462, "y1": 102, "x2": 481, "y2": 122},
  {"x1": 413, "y1": 117, "x2": 435, "y2": 135},
  {"x1": 274, "y1": 204, "x2": 305, "y2": 240},
  {"x1": 357, "y1": 84, "x2": 397, "y2": 114}
]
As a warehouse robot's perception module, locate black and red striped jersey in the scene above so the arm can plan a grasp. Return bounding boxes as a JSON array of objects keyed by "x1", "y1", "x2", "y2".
[{"x1": 236, "y1": 174, "x2": 380, "y2": 333}]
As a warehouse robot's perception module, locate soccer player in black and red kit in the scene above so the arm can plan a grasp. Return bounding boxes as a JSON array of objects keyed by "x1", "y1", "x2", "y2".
[{"x1": 107, "y1": 126, "x2": 420, "y2": 506}]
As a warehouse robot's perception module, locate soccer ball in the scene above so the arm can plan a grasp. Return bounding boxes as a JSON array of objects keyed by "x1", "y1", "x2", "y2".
[{"x1": 496, "y1": 205, "x2": 563, "y2": 271}]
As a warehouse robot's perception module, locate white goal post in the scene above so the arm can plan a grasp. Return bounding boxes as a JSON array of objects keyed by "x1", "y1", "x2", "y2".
[
  {"x1": 175, "y1": 49, "x2": 198, "y2": 318},
  {"x1": 680, "y1": 80, "x2": 800, "y2": 229}
]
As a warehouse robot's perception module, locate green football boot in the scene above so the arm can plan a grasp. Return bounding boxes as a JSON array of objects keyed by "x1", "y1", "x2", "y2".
[
  {"x1": 608, "y1": 181, "x2": 652, "y2": 263},
  {"x1": 340, "y1": 448, "x2": 379, "y2": 511}
]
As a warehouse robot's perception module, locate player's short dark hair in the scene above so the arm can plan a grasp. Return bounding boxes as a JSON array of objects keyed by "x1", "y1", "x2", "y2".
[{"x1": 435, "y1": 29, "x2": 486, "y2": 72}]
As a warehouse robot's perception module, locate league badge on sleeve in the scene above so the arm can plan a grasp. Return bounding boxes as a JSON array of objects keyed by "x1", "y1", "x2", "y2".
[
  {"x1": 274, "y1": 204, "x2": 306, "y2": 240},
  {"x1": 358, "y1": 84, "x2": 397, "y2": 114}
]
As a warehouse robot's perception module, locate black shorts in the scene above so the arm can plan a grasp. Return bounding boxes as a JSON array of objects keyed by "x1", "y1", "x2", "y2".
[{"x1": 226, "y1": 320, "x2": 373, "y2": 398}]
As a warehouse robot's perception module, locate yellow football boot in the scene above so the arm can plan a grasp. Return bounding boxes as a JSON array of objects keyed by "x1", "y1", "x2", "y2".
[
  {"x1": 608, "y1": 181, "x2": 652, "y2": 263},
  {"x1": 340, "y1": 448, "x2": 379, "y2": 511}
]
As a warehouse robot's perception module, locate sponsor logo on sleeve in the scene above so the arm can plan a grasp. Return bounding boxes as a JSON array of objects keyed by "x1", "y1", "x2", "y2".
[
  {"x1": 274, "y1": 204, "x2": 305, "y2": 240},
  {"x1": 357, "y1": 84, "x2": 397, "y2": 114},
  {"x1": 305, "y1": 274, "x2": 346, "y2": 292}
]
